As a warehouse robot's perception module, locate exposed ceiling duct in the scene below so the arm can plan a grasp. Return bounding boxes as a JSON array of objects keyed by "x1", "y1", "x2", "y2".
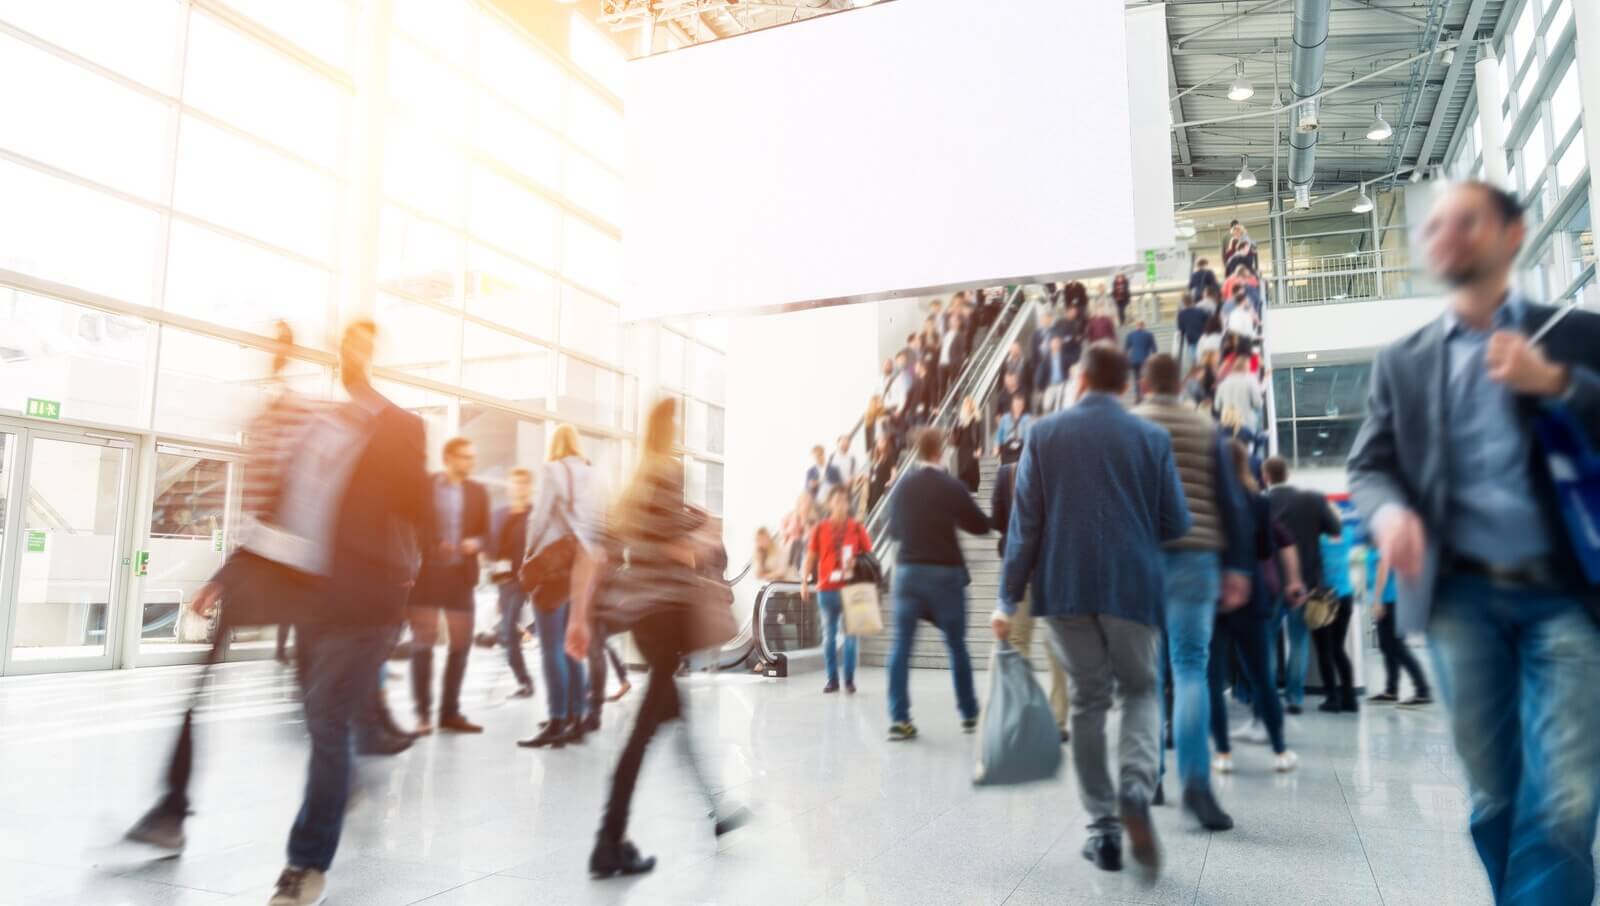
[{"x1": 1286, "y1": 0, "x2": 1331, "y2": 195}]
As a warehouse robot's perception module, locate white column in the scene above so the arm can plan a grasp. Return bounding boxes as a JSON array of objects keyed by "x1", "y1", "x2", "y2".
[
  {"x1": 338, "y1": 0, "x2": 393, "y2": 324},
  {"x1": 1573, "y1": 0, "x2": 1600, "y2": 230},
  {"x1": 1474, "y1": 52, "x2": 1509, "y2": 188}
]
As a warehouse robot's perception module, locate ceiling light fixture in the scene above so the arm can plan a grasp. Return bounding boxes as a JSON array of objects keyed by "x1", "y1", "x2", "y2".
[
  {"x1": 1353, "y1": 187, "x2": 1374, "y2": 214},
  {"x1": 1234, "y1": 156, "x2": 1257, "y2": 189},
  {"x1": 1367, "y1": 103, "x2": 1393, "y2": 142},
  {"x1": 1228, "y1": 62, "x2": 1255, "y2": 102}
]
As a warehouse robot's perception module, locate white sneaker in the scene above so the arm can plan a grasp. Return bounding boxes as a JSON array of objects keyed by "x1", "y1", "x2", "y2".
[
  {"x1": 1274, "y1": 751, "x2": 1299, "y2": 773},
  {"x1": 1230, "y1": 719, "x2": 1270, "y2": 745},
  {"x1": 1212, "y1": 753, "x2": 1234, "y2": 774},
  {"x1": 268, "y1": 867, "x2": 326, "y2": 906}
]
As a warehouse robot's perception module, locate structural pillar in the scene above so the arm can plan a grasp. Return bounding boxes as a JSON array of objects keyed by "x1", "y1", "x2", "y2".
[
  {"x1": 1474, "y1": 49, "x2": 1509, "y2": 188},
  {"x1": 1573, "y1": 0, "x2": 1600, "y2": 232},
  {"x1": 338, "y1": 0, "x2": 393, "y2": 325}
]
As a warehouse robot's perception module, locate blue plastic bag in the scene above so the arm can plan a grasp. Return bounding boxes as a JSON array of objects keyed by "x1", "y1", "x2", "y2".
[
  {"x1": 973, "y1": 641, "x2": 1063, "y2": 787},
  {"x1": 1536, "y1": 409, "x2": 1600, "y2": 585}
]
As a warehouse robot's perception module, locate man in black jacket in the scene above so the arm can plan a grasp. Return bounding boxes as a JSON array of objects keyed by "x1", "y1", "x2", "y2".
[
  {"x1": 882, "y1": 428, "x2": 991, "y2": 741},
  {"x1": 1263, "y1": 456, "x2": 1339, "y2": 713},
  {"x1": 408, "y1": 437, "x2": 491, "y2": 735},
  {"x1": 269, "y1": 320, "x2": 429, "y2": 906}
]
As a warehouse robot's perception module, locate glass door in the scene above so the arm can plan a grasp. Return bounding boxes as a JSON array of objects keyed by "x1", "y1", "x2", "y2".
[
  {"x1": 0, "y1": 425, "x2": 134, "y2": 674},
  {"x1": 137, "y1": 444, "x2": 243, "y2": 663}
]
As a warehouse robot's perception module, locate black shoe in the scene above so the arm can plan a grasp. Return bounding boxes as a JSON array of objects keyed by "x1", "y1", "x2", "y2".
[
  {"x1": 822, "y1": 682, "x2": 840, "y2": 694},
  {"x1": 1340, "y1": 697, "x2": 1360, "y2": 713},
  {"x1": 1082, "y1": 833, "x2": 1122, "y2": 872},
  {"x1": 589, "y1": 839, "x2": 656, "y2": 880},
  {"x1": 561, "y1": 714, "x2": 598, "y2": 745},
  {"x1": 1181, "y1": 787, "x2": 1234, "y2": 831},
  {"x1": 517, "y1": 719, "x2": 570, "y2": 749},
  {"x1": 356, "y1": 731, "x2": 414, "y2": 756},
  {"x1": 1369, "y1": 691, "x2": 1399, "y2": 704},
  {"x1": 961, "y1": 718, "x2": 978, "y2": 734},
  {"x1": 125, "y1": 806, "x2": 187, "y2": 854},
  {"x1": 1119, "y1": 792, "x2": 1161, "y2": 872},
  {"x1": 1152, "y1": 783, "x2": 1165, "y2": 807},
  {"x1": 1400, "y1": 694, "x2": 1433, "y2": 707},
  {"x1": 845, "y1": 683, "x2": 857, "y2": 695},
  {"x1": 1317, "y1": 699, "x2": 1342, "y2": 713},
  {"x1": 713, "y1": 805, "x2": 754, "y2": 837},
  {"x1": 1287, "y1": 704, "x2": 1304, "y2": 716}
]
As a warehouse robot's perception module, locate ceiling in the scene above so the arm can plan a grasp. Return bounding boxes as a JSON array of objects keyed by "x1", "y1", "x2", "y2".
[{"x1": 588, "y1": 0, "x2": 1514, "y2": 212}]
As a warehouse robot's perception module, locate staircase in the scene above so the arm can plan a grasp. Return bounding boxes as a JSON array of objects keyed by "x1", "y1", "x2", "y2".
[{"x1": 859, "y1": 455, "x2": 1054, "y2": 673}]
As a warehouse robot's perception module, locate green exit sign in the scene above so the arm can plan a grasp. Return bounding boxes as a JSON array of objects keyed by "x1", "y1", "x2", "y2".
[{"x1": 25, "y1": 398, "x2": 61, "y2": 420}]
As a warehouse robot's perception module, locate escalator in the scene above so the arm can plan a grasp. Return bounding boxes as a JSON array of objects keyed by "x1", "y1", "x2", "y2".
[{"x1": 727, "y1": 286, "x2": 1045, "y2": 674}]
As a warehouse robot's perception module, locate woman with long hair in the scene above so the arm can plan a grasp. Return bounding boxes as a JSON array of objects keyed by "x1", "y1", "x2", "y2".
[
  {"x1": 952, "y1": 396, "x2": 984, "y2": 493},
  {"x1": 566, "y1": 398, "x2": 745, "y2": 878},
  {"x1": 1207, "y1": 441, "x2": 1303, "y2": 775},
  {"x1": 868, "y1": 430, "x2": 897, "y2": 514},
  {"x1": 516, "y1": 425, "x2": 601, "y2": 749}
]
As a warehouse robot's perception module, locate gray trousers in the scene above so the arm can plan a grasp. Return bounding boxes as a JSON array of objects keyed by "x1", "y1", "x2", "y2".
[{"x1": 1046, "y1": 614, "x2": 1162, "y2": 829}]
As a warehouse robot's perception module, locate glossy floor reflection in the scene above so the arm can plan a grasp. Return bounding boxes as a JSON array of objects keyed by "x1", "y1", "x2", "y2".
[{"x1": 0, "y1": 651, "x2": 1543, "y2": 904}]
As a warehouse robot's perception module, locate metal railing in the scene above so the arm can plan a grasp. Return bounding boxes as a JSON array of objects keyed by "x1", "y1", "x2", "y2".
[{"x1": 1270, "y1": 249, "x2": 1426, "y2": 306}]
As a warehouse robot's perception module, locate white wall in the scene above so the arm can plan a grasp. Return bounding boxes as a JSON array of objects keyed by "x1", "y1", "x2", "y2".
[
  {"x1": 1265, "y1": 295, "x2": 1446, "y2": 359},
  {"x1": 723, "y1": 303, "x2": 882, "y2": 571}
]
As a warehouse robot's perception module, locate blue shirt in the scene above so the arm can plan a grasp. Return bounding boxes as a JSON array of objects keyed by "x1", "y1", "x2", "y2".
[
  {"x1": 1442, "y1": 297, "x2": 1551, "y2": 567},
  {"x1": 1050, "y1": 353, "x2": 1065, "y2": 387},
  {"x1": 997, "y1": 413, "x2": 1032, "y2": 447},
  {"x1": 1364, "y1": 548, "x2": 1396, "y2": 604},
  {"x1": 433, "y1": 476, "x2": 464, "y2": 566},
  {"x1": 1320, "y1": 533, "x2": 1353, "y2": 596},
  {"x1": 1125, "y1": 329, "x2": 1157, "y2": 365}
]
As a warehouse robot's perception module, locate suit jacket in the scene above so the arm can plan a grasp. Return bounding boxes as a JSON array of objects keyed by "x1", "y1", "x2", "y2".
[
  {"x1": 999, "y1": 393, "x2": 1192, "y2": 626},
  {"x1": 1346, "y1": 301, "x2": 1600, "y2": 633},
  {"x1": 321, "y1": 392, "x2": 429, "y2": 629},
  {"x1": 416, "y1": 474, "x2": 491, "y2": 596}
]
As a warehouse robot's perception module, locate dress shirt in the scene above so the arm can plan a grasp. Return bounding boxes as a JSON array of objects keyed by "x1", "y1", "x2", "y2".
[
  {"x1": 997, "y1": 413, "x2": 1032, "y2": 447},
  {"x1": 1440, "y1": 296, "x2": 1552, "y2": 566},
  {"x1": 433, "y1": 477, "x2": 466, "y2": 566}
]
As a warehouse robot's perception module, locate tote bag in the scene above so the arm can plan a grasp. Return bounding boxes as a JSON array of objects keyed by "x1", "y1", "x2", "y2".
[
  {"x1": 973, "y1": 642, "x2": 1063, "y2": 786},
  {"x1": 840, "y1": 582, "x2": 884, "y2": 636}
]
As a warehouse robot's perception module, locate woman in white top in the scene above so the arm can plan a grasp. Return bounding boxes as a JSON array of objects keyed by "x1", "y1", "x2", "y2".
[
  {"x1": 1196, "y1": 310, "x2": 1226, "y2": 360},
  {"x1": 517, "y1": 424, "x2": 605, "y2": 749}
]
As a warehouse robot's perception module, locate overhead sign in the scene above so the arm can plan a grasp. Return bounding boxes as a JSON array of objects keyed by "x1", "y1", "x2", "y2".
[
  {"x1": 1139, "y1": 246, "x2": 1193, "y2": 286},
  {"x1": 26, "y1": 530, "x2": 46, "y2": 553},
  {"x1": 25, "y1": 398, "x2": 61, "y2": 420}
]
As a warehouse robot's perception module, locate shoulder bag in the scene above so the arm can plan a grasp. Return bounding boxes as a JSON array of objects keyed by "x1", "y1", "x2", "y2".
[
  {"x1": 520, "y1": 461, "x2": 580, "y2": 611},
  {"x1": 1301, "y1": 587, "x2": 1340, "y2": 631}
]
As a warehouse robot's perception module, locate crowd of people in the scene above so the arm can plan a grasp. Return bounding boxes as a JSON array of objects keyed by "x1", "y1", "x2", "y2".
[
  {"x1": 116, "y1": 181, "x2": 1600, "y2": 906},
  {"x1": 125, "y1": 319, "x2": 746, "y2": 905}
]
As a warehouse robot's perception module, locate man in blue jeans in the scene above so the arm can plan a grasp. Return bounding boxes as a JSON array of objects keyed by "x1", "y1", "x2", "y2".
[
  {"x1": 1348, "y1": 181, "x2": 1600, "y2": 906},
  {"x1": 801, "y1": 486, "x2": 871, "y2": 694},
  {"x1": 1135, "y1": 355, "x2": 1252, "y2": 829},
  {"x1": 883, "y1": 429, "x2": 991, "y2": 740}
]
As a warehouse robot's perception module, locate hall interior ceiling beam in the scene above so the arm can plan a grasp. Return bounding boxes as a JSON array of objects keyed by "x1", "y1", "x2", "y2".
[{"x1": 1412, "y1": 0, "x2": 1489, "y2": 167}]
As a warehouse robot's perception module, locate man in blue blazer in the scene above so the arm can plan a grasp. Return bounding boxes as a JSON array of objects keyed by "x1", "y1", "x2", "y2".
[
  {"x1": 1347, "y1": 181, "x2": 1600, "y2": 906},
  {"x1": 994, "y1": 345, "x2": 1191, "y2": 876}
]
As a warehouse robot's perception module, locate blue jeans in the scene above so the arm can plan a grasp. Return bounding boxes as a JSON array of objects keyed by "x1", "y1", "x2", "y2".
[
  {"x1": 287, "y1": 625, "x2": 394, "y2": 872},
  {"x1": 1158, "y1": 550, "x2": 1219, "y2": 790},
  {"x1": 888, "y1": 564, "x2": 978, "y2": 724},
  {"x1": 816, "y1": 590, "x2": 857, "y2": 686},
  {"x1": 1271, "y1": 601, "x2": 1312, "y2": 706},
  {"x1": 532, "y1": 602, "x2": 586, "y2": 721},
  {"x1": 497, "y1": 583, "x2": 532, "y2": 687},
  {"x1": 1428, "y1": 574, "x2": 1600, "y2": 906}
]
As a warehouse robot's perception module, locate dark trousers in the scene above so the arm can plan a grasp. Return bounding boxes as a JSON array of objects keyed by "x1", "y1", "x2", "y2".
[
  {"x1": 1208, "y1": 610, "x2": 1286, "y2": 754},
  {"x1": 1130, "y1": 361, "x2": 1146, "y2": 401},
  {"x1": 599, "y1": 612, "x2": 710, "y2": 844},
  {"x1": 496, "y1": 583, "x2": 532, "y2": 688},
  {"x1": 1312, "y1": 595, "x2": 1356, "y2": 703},
  {"x1": 587, "y1": 623, "x2": 611, "y2": 720},
  {"x1": 408, "y1": 602, "x2": 474, "y2": 720},
  {"x1": 287, "y1": 625, "x2": 394, "y2": 872},
  {"x1": 1375, "y1": 607, "x2": 1429, "y2": 696}
]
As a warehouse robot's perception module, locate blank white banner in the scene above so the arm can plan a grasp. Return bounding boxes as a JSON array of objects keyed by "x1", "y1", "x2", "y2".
[
  {"x1": 1125, "y1": 3, "x2": 1176, "y2": 252},
  {"x1": 624, "y1": 0, "x2": 1137, "y2": 320}
]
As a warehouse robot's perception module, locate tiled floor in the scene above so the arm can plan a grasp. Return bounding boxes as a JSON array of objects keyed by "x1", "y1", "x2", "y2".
[{"x1": 0, "y1": 650, "x2": 1527, "y2": 905}]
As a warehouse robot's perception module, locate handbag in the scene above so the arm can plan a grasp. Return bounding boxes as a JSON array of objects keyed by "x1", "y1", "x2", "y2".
[
  {"x1": 1534, "y1": 408, "x2": 1600, "y2": 585},
  {"x1": 840, "y1": 582, "x2": 884, "y2": 636},
  {"x1": 520, "y1": 461, "x2": 579, "y2": 611},
  {"x1": 210, "y1": 548, "x2": 325, "y2": 629},
  {"x1": 1301, "y1": 587, "x2": 1340, "y2": 631}
]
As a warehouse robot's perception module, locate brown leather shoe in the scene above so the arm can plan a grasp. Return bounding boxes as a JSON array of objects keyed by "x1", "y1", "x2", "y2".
[{"x1": 438, "y1": 714, "x2": 483, "y2": 734}]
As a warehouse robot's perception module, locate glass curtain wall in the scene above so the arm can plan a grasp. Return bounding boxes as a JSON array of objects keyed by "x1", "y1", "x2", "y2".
[
  {"x1": 0, "y1": 0, "x2": 725, "y2": 508},
  {"x1": 1445, "y1": 0, "x2": 1592, "y2": 302},
  {"x1": 1271, "y1": 363, "x2": 1373, "y2": 469}
]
